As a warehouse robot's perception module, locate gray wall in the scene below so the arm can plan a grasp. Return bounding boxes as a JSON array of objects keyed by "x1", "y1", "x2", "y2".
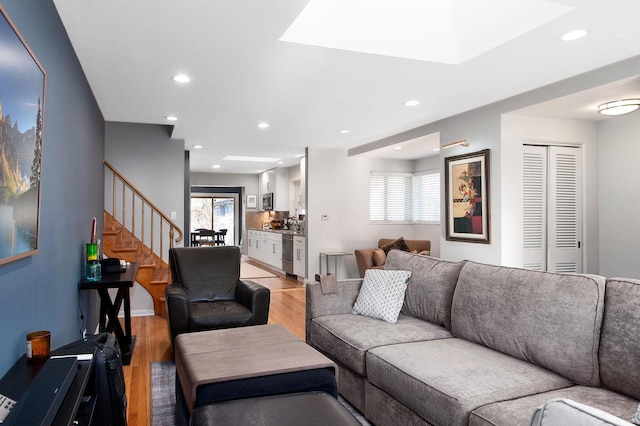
[
  {"x1": 598, "y1": 112, "x2": 640, "y2": 277},
  {"x1": 0, "y1": 0, "x2": 104, "y2": 374}
]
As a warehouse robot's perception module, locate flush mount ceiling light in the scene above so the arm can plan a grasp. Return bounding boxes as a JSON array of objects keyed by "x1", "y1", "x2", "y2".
[
  {"x1": 212, "y1": 164, "x2": 221, "y2": 169},
  {"x1": 192, "y1": 144, "x2": 203, "y2": 149},
  {"x1": 257, "y1": 122, "x2": 270, "y2": 129},
  {"x1": 165, "y1": 115, "x2": 178, "y2": 121},
  {"x1": 598, "y1": 99, "x2": 640, "y2": 116},
  {"x1": 223, "y1": 155, "x2": 281, "y2": 163},
  {"x1": 560, "y1": 29, "x2": 587, "y2": 41},
  {"x1": 404, "y1": 100, "x2": 420, "y2": 107},
  {"x1": 172, "y1": 74, "x2": 191, "y2": 83},
  {"x1": 280, "y1": 0, "x2": 572, "y2": 64},
  {"x1": 339, "y1": 129, "x2": 350, "y2": 134}
]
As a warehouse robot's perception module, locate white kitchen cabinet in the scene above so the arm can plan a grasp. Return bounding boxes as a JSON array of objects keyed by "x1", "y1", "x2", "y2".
[
  {"x1": 247, "y1": 229, "x2": 283, "y2": 270},
  {"x1": 259, "y1": 167, "x2": 289, "y2": 211},
  {"x1": 293, "y1": 236, "x2": 305, "y2": 277}
]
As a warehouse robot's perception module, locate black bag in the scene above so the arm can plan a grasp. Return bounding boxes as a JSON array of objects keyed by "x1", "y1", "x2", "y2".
[{"x1": 55, "y1": 332, "x2": 127, "y2": 425}]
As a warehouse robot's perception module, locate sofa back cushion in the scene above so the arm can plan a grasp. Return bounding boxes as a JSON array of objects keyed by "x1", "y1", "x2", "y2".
[
  {"x1": 451, "y1": 261, "x2": 605, "y2": 386},
  {"x1": 599, "y1": 278, "x2": 640, "y2": 400},
  {"x1": 384, "y1": 250, "x2": 463, "y2": 329}
]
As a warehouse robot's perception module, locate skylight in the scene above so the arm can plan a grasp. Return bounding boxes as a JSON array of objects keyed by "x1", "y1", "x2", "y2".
[{"x1": 279, "y1": 0, "x2": 573, "y2": 64}]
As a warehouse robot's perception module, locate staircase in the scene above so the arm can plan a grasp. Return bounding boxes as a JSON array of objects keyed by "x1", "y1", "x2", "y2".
[{"x1": 102, "y1": 161, "x2": 183, "y2": 315}]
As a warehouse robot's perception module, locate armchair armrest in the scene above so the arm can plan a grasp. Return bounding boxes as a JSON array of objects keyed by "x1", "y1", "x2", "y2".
[
  {"x1": 355, "y1": 248, "x2": 378, "y2": 278},
  {"x1": 236, "y1": 279, "x2": 270, "y2": 325},
  {"x1": 305, "y1": 279, "x2": 363, "y2": 342},
  {"x1": 165, "y1": 283, "x2": 189, "y2": 346}
]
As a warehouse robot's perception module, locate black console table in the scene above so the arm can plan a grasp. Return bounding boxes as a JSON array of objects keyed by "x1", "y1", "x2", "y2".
[
  {"x1": 79, "y1": 262, "x2": 139, "y2": 365},
  {"x1": 0, "y1": 346, "x2": 97, "y2": 425}
]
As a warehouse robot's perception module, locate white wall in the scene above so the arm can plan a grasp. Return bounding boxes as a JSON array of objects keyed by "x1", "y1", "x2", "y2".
[
  {"x1": 500, "y1": 115, "x2": 599, "y2": 272},
  {"x1": 598, "y1": 113, "x2": 640, "y2": 278},
  {"x1": 307, "y1": 147, "x2": 441, "y2": 279}
]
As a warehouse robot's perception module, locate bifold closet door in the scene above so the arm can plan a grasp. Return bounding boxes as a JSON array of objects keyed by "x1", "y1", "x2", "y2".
[{"x1": 523, "y1": 145, "x2": 582, "y2": 273}]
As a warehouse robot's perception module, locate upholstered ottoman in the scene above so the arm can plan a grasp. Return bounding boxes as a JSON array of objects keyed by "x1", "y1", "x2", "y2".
[
  {"x1": 174, "y1": 325, "x2": 339, "y2": 425},
  {"x1": 190, "y1": 392, "x2": 361, "y2": 426}
]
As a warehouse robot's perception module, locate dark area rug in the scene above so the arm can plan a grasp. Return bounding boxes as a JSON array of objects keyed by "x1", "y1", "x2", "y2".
[{"x1": 150, "y1": 361, "x2": 370, "y2": 425}]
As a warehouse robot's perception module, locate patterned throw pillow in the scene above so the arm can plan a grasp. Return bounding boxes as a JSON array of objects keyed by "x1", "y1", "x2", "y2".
[
  {"x1": 380, "y1": 237, "x2": 410, "y2": 254},
  {"x1": 352, "y1": 269, "x2": 411, "y2": 323}
]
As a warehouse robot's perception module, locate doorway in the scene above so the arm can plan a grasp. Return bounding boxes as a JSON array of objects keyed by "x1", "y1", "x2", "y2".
[
  {"x1": 523, "y1": 144, "x2": 583, "y2": 273},
  {"x1": 190, "y1": 192, "x2": 240, "y2": 246}
]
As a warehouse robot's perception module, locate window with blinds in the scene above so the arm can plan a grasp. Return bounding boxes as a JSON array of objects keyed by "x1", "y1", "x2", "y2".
[{"x1": 370, "y1": 171, "x2": 440, "y2": 223}]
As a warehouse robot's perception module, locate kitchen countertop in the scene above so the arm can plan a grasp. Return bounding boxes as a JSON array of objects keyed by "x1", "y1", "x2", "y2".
[{"x1": 249, "y1": 228, "x2": 305, "y2": 237}]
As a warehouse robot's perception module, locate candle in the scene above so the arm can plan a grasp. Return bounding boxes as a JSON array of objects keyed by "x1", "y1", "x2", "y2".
[{"x1": 91, "y1": 217, "x2": 97, "y2": 244}]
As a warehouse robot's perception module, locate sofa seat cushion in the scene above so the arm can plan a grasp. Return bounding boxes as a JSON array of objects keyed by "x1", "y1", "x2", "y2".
[
  {"x1": 189, "y1": 301, "x2": 253, "y2": 330},
  {"x1": 366, "y1": 338, "x2": 573, "y2": 426},
  {"x1": 469, "y1": 385, "x2": 639, "y2": 426},
  {"x1": 309, "y1": 313, "x2": 452, "y2": 376}
]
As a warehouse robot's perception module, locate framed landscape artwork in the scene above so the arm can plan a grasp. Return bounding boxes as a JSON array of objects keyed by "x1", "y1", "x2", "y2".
[
  {"x1": 445, "y1": 149, "x2": 490, "y2": 243},
  {"x1": 0, "y1": 5, "x2": 46, "y2": 265}
]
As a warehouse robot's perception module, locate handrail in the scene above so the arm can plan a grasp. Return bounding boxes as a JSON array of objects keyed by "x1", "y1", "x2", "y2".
[{"x1": 104, "y1": 161, "x2": 183, "y2": 259}]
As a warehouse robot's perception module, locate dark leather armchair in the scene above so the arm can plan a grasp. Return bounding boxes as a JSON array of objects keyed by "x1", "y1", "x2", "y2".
[{"x1": 165, "y1": 246, "x2": 270, "y2": 346}]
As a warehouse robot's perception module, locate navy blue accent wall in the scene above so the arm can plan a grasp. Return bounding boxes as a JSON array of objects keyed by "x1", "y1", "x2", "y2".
[{"x1": 0, "y1": 0, "x2": 104, "y2": 374}]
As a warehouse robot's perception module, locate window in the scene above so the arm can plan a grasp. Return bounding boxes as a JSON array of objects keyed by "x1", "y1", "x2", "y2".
[
  {"x1": 412, "y1": 172, "x2": 440, "y2": 223},
  {"x1": 370, "y1": 171, "x2": 440, "y2": 223}
]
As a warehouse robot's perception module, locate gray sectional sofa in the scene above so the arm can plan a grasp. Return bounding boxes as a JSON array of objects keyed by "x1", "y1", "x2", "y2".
[{"x1": 306, "y1": 250, "x2": 640, "y2": 426}]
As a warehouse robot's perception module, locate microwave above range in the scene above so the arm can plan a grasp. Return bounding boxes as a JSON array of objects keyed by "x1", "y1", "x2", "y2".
[{"x1": 262, "y1": 192, "x2": 274, "y2": 210}]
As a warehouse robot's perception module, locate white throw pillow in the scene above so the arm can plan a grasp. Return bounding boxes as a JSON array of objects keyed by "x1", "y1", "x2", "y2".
[{"x1": 352, "y1": 269, "x2": 411, "y2": 323}]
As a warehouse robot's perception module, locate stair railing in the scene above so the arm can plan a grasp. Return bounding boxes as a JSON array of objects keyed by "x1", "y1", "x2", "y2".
[{"x1": 104, "y1": 161, "x2": 183, "y2": 263}]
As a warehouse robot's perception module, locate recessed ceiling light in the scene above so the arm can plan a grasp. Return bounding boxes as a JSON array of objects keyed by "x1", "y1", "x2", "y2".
[
  {"x1": 192, "y1": 144, "x2": 203, "y2": 149},
  {"x1": 339, "y1": 129, "x2": 350, "y2": 134},
  {"x1": 598, "y1": 99, "x2": 640, "y2": 116},
  {"x1": 212, "y1": 164, "x2": 221, "y2": 169},
  {"x1": 394, "y1": 146, "x2": 403, "y2": 150},
  {"x1": 257, "y1": 122, "x2": 270, "y2": 129},
  {"x1": 173, "y1": 74, "x2": 191, "y2": 83},
  {"x1": 404, "y1": 100, "x2": 420, "y2": 107},
  {"x1": 277, "y1": 161, "x2": 284, "y2": 165},
  {"x1": 560, "y1": 29, "x2": 587, "y2": 41},
  {"x1": 165, "y1": 115, "x2": 178, "y2": 121},
  {"x1": 224, "y1": 155, "x2": 281, "y2": 162}
]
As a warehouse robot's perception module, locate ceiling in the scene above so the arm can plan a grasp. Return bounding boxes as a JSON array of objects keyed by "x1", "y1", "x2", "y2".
[{"x1": 52, "y1": 0, "x2": 640, "y2": 173}]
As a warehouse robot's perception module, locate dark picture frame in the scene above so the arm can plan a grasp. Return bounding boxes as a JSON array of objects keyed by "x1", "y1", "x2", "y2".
[
  {"x1": 0, "y1": 5, "x2": 46, "y2": 265},
  {"x1": 445, "y1": 149, "x2": 490, "y2": 243}
]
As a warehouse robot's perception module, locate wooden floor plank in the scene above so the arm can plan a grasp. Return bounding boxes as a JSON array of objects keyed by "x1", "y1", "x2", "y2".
[{"x1": 122, "y1": 270, "x2": 305, "y2": 425}]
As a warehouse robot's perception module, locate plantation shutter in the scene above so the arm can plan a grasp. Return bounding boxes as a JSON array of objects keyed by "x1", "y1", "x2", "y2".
[
  {"x1": 413, "y1": 172, "x2": 440, "y2": 222},
  {"x1": 370, "y1": 173, "x2": 412, "y2": 222},
  {"x1": 548, "y1": 146, "x2": 582, "y2": 273},
  {"x1": 523, "y1": 145, "x2": 548, "y2": 271},
  {"x1": 522, "y1": 145, "x2": 582, "y2": 273}
]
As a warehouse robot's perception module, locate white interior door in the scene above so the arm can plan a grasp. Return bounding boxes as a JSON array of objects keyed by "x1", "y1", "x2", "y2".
[{"x1": 523, "y1": 145, "x2": 582, "y2": 273}]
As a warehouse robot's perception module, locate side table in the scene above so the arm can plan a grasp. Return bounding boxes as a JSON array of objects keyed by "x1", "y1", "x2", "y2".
[
  {"x1": 319, "y1": 252, "x2": 353, "y2": 279},
  {"x1": 79, "y1": 261, "x2": 139, "y2": 365}
]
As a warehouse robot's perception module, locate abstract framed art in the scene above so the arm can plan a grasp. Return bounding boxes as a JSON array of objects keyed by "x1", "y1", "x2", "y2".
[
  {"x1": 0, "y1": 5, "x2": 46, "y2": 265},
  {"x1": 445, "y1": 149, "x2": 490, "y2": 243}
]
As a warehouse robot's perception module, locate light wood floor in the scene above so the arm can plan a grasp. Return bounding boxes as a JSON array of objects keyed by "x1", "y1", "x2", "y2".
[{"x1": 122, "y1": 262, "x2": 306, "y2": 425}]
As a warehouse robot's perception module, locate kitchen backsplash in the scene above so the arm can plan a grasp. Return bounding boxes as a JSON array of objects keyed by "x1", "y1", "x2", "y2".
[{"x1": 246, "y1": 211, "x2": 288, "y2": 230}]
